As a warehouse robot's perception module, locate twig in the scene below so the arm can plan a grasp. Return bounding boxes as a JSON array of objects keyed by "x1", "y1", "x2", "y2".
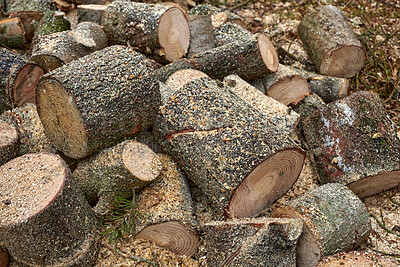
[
  {"x1": 102, "y1": 242, "x2": 160, "y2": 267},
  {"x1": 383, "y1": 191, "x2": 400, "y2": 206},
  {"x1": 370, "y1": 213, "x2": 400, "y2": 237},
  {"x1": 375, "y1": 0, "x2": 400, "y2": 10},
  {"x1": 228, "y1": 0, "x2": 254, "y2": 11}
]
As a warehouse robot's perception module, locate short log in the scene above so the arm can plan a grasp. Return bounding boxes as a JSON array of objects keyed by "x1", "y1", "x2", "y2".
[
  {"x1": 0, "y1": 17, "x2": 27, "y2": 48},
  {"x1": 31, "y1": 21, "x2": 108, "y2": 72},
  {"x1": 0, "y1": 153, "x2": 99, "y2": 266},
  {"x1": 154, "y1": 77, "x2": 305, "y2": 219},
  {"x1": 303, "y1": 91, "x2": 400, "y2": 197},
  {"x1": 201, "y1": 217, "x2": 303, "y2": 267},
  {"x1": 0, "y1": 120, "x2": 18, "y2": 165},
  {"x1": 0, "y1": 48, "x2": 44, "y2": 109},
  {"x1": 187, "y1": 15, "x2": 215, "y2": 58},
  {"x1": 164, "y1": 68, "x2": 208, "y2": 92},
  {"x1": 135, "y1": 154, "x2": 199, "y2": 257},
  {"x1": 271, "y1": 183, "x2": 371, "y2": 267},
  {"x1": 36, "y1": 45, "x2": 161, "y2": 159},
  {"x1": 32, "y1": 10, "x2": 71, "y2": 40},
  {"x1": 188, "y1": 4, "x2": 245, "y2": 28},
  {"x1": 298, "y1": 5, "x2": 365, "y2": 78},
  {"x1": 317, "y1": 251, "x2": 399, "y2": 266},
  {"x1": 73, "y1": 140, "x2": 162, "y2": 216},
  {"x1": 101, "y1": 1, "x2": 190, "y2": 62}
]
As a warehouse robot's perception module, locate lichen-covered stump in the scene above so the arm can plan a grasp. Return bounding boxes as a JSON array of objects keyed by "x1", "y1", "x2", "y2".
[
  {"x1": 223, "y1": 74, "x2": 300, "y2": 137},
  {"x1": 31, "y1": 22, "x2": 108, "y2": 72},
  {"x1": 187, "y1": 15, "x2": 215, "y2": 58},
  {"x1": 154, "y1": 77, "x2": 305, "y2": 219},
  {"x1": 73, "y1": 140, "x2": 162, "y2": 216},
  {"x1": 271, "y1": 183, "x2": 371, "y2": 267},
  {"x1": 0, "y1": 120, "x2": 19, "y2": 165},
  {"x1": 188, "y1": 4, "x2": 245, "y2": 28},
  {"x1": 298, "y1": 5, "x2": 365, "y2": 78},
  {"x1": 101, "y1": 1, "x2": 190, "y2": 62},
  {"x1": 135, "y1": 154, "x2": 199, "y2": 257},
  {"x1": 37, "y1": 45, "x2": 161, "y2": 159},
  {"x1": 0, "y1": 153, "x2": 99, "y2": 266},
  {"x1": 317, "y1": 251, "x2": 399, "y2": 266},
  {"x1": 201, "y1": 218, "x2": 303, "y2": 266},
  {"x1": 303, "y1": 91, "x2": 400, "y2": 197},
  {"x1": 0, "y1": 48, "x2": 44, "y2": 110},
  {"x1": 0, "y1": 18, "x2": 26, "y2": 48}
]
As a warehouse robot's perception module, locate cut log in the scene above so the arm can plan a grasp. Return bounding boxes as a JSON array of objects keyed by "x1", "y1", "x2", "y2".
[
  {"x1": 135, "y1": 154, "x2": 199, "y2": 257},
  {"x1": 223, "y1": 74, "x2": 300, "y2": 137},
  {"x1": 101, "y1": 1, "x2": 190, "y2": 62},
  {"x1": 266, "y1": 75, "x2": 311, "y2": 106},
  {"x1": 0, "y1": 17, "x2": 27, "y2": 48},
  {"x1": 165, "y1": 68, "x2": 208, "y2": 92},
  {"x1": 155, "y1": 33, "x2": 279, "y2": 82},
  {"x1": 73, "y1": 140, "x2": 162, "y2": 216},
  {"x1": 303, "y1": 91, "x2": 400, "y2": 197},
  {"x1": 317, "y1": 251, "x2": 399, "y2": 266},
  {"x1": 187, "y1": 15, "x2": 215, "y2": 58},
  {"x1": 0, "y1": 48, "x2": 44, "y2": 109},
  {"x1": 188, "y1": 4, "x2": 246, "y2": 28},
  {"x1": 292, "y1": 93, "x2": 326, "y2": 130},
  {"x1": 36, "y1": 45, "x2": 161, "y2": 159},
  {"x1": 77, "y1": 4, "x2": 106, "y2": 24},
  {"x1": 213, "y1": 21, "x2": 252, "y2": 46},
  {"x1": 32, "y1": 10, "x2": 70, "y2": 40},
  {"x1": 298, "y1": 5, "x2": 365, "y2": 78},
  {"x1": 271, "y1": 183, "x2": 371, "y2": 267},
  {"x1": 0, "y1": 120, "x2": 19, "y2": 165},
  {"x1": 154, "y1": 77, "x2": 305, "y2": 219},
  {"x1": 201, "y1": 217, "x2": 303, "y2": 267},
  {"x1": 31, "y1": 21, "x2": 108, "y2": 72},
  {"x1": 0, "y1": 153, "x2": 99, "y2": 266}
]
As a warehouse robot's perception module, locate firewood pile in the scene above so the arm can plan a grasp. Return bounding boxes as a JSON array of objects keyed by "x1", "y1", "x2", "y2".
[{"x1": 0, "y1": 0, "x2": 399, "y2": 266}]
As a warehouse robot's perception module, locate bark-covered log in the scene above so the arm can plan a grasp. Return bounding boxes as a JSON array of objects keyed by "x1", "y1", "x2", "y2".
[
  {"x1": 77, "y1": 4, "x2": 106, "y2": 24},
  {"x1": 0, "y1": 153, "x2": 99, "y2": 266},
  {"x1": 223, "y1": 74, "x2": 300, "y2": 137},
  {"x1": 31, "y1": 22, "x2": 108, "y2": 72},
  {"x1": 298, "y1": 5, "x2": 365, "y2": 78},
  {"x1": 135, "y1": 154, "x2": 199, "y2": 257},
  {"x1": 292, "y1": 93, "x2": 326, "y2": 130},
  {"x1": 188, "y1": 4, "x2": 245, "y2": 28},
  {"x1": 187, "y1": 15, "x2": 215, "y2": 58},
  {"x1": 303, "y1": 91, "x2": 400, "y2": 197},
  {"x1": 201, "y1": 217, "x2": 303, "y2": 267},
  {"x1": 32, "y1": 10, "x2": 70, "y2": 40},
  {"x1": 0, "y1": 17, "x2": 27, "y2": 48},
  {"x1": 213, "y1": 21, "x2": 252, "y2": 46},
  {"x1": 73, "y1": 140, "x2": 162, "y2": 216},
  {"x1": 155, "y1": 33, "x2": 278, "y2": 82},
  {"x1": 37, "y1": 45, "x2": 161, "y2": 159},
  {"x1": 0, "y1": 120, "x2": 19, "y2": 165},
  {"x1": 131, "y1": 129, "x2": 162, "y2": 154},
  {"x1": 317, "y1": 251, "x2": 399, "y2": 266},
  {"x1": 271, "y1": 183, "x2": 371, "y2": 267},
  {"x1": 154, "y1": 77, "x2": 305, "y2": 219},
  {"x1": 101, "y1": 1, "x2": 190, "y2": 62},
  {"x1": 0, "y1": 48, "x2": 44, "y2": 110}
]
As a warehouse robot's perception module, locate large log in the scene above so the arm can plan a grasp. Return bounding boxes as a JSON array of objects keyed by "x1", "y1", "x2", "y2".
[
  {"x1": 135, "y1": 154, "x2": 199, "y2": 257},
  {"x1": 31, "y1": 21, "x2": 108, "y2": 72},
  {"x1": 298, "y1": 5, "x2": 365, "y2": 78},
  {"x1": 0, "y1": 153, "x2": 99, "y2": 266},
  {"x1": 303, "y1": 91, "x2": 400, "y2": 197},
  {"x1": 0, "y1": 48, "x2": 44, "y2": 111},
  {"x1": 271, "y1": 183, "x2": 371, "y2": 267},
  {"x1": 36, "y1": 45, "x2": 161, "y2": 159},
  {"x1": 186, "y1": 15, "x2": 215, "y2": 58},
  {"x1": 0, "y1": 120, "x2": 19, "y2": 165},
  {"x1": 201, "y1": 217, "x2": 303, "y2": 267},
  {"x1": 101, "y1": 1, "x2": 190, "y2": 62},
  {"x1": 0, "y1": 17, "x2": 27, "y2": 48},
  {"x1": 73, "y1": 140, "x2": 162, "y2": 216},
  {"x1": 154, "y1": 77, "x2": 305, "y2": 219}
]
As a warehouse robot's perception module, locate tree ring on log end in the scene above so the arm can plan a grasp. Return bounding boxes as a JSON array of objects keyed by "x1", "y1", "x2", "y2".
[
  {"x1": 135, "y1": 221, "x2": 199, "y2": 257},
  {"x1": 320, "y1": 45, "x2": 365, "y2": 78},
  {"x1": 158, "y1": 7, "x2": 190, "y2": 62},
  {"x1": 267, "y1": 75, "x2": 311, "y2": 106},
  {"x1": 0, "y1": 153, "x2": 66, "y2": 225},
  {"x1": 348, "y1": 170, "x2": 400, "y2": 198},
  {"x1": 228, "y1": 149, "x2": 305, "y2": 218},
  {"x1": 31, "y1": 54, "x2": 65, "y2": 73},
  {"x1": 37, "y1": 79, "x2": 87, "y2": 158},
  {"x1": 11, "y1": 63, "x2": 44, "y2": 107},
  {"x1": 257, "y1": 34, "x2": 279, "y2": 73}
]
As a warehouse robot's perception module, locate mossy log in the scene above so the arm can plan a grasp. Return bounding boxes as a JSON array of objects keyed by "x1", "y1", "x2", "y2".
[
  {"x1": 223, "y1": 74, "x2": 300, "y2": 137},
  {"x1": 37, "y1": 45, "x2": 161, "y2": 159},
  {"x1": 0, "y1": 17, "x2": 27, "y2": 48},
  {"x1": 303, "y1": 91, "x2": 400, "y2": 197},
  {"x1": 0, "y1": 48, "x2": 44, "y2": 110},
  {"x1": 188, "y1": 4, "x2": 245, "y2": 28},
  {"x1": 187, "y1": 15, "x2": 215, "y2": 58},
  {"x1": 201, "y1": 217, "x2": 303, "y2": 267},
  {"x1": 298, "y1": 5, "x2": 365, "y2": 78},
  {"x1": 135, "y1": 154, "x2": 199, "y2": 257},
  {"x1": 32, "y1": 10, "x2": 70, "y2": 40},
  {"x1": 292, "y1": 93, "x2": 326, "y2": 130},
  {"x1": 0, "y1": 153, "x2": 99, "y2": 266},
  {"x1": 317, "y1": 251, "x2": 399, "y2": 266},
  {"x1": 77, "y1": 4, "x2": 106, "y2": 24},
  {"x1": 271, "y1": 183, "x2": 371, "y2": 267},
  {"x1": 101, "y1": 1, "x2": 190, "y2": 62},
  {"x1": 154, "y1": 77, "x2": 305, "y2": 219},
  {"x1": 31, "y1": 22, "x2": 108, "y2": 72},
  {"x1": 213, "y1": 21, "x2": 252, "y2": 46},
  {"x1": 73, "y1": 140, "x2": 162, "y2": 216},
  {"x1": 0, "y1": 120, "x2": 19, "y2": 165},
  {"x1": 155, "y1": 33, "x2": 278, "y2": 82}
]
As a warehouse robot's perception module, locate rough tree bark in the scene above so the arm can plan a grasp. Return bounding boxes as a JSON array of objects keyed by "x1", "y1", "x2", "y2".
[
  {"x1": 292, "y1": 93, "x2": 326, "y2": 130},
  {"x1": 272, "y1": 183, "x2": 371, "y2": 267},
  {"x1": 213, "y1": 21, "x2": 252, "y2": 46},
  {"x1": 187, "y1": 15, "x2": 215, "y2": 58},
  {"x1": 36, "y1": 45, "x2": 161, "y2": 159}
]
